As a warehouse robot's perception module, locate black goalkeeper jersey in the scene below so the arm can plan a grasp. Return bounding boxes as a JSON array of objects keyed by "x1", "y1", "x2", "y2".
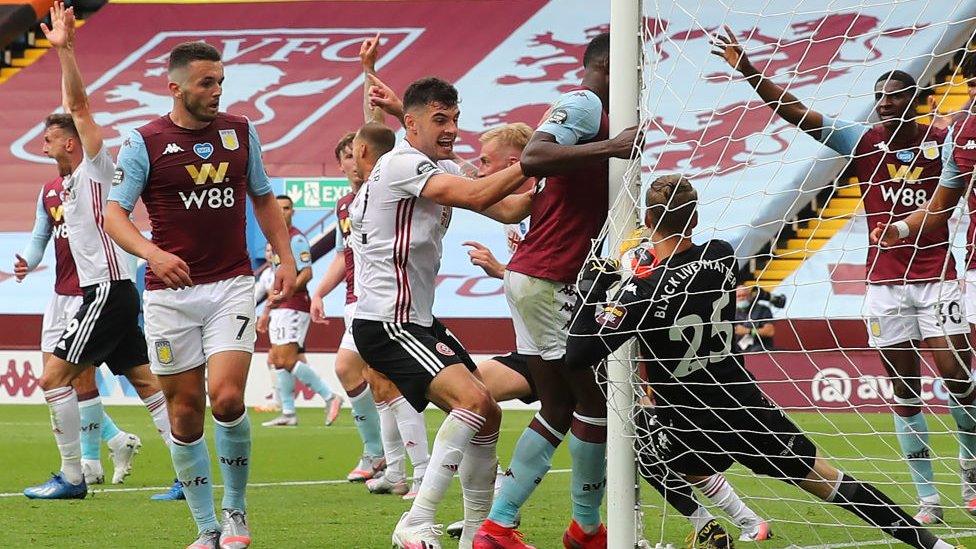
[{"x1": 567, "y1": 239, "x2": 761, "y2": 426}]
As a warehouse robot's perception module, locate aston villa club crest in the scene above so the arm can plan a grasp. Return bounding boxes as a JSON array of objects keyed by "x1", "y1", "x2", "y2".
[
  {"x1": 219, "y1": 129, "x2": 240, "y2": 151},
  {"x1": 920, "y1": 140, "x2": 939, "y2": 160},
  {"x1": 155, "y1": 340, "x2": 174, "y2": 365}
]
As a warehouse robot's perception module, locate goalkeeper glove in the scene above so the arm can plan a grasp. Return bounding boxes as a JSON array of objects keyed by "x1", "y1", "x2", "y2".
[{"x1": 578, "y1": 257, "x2": 621, "y2": 296}]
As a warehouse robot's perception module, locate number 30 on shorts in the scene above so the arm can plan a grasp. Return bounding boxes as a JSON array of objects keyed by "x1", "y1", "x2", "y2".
[{"x1": 937, "y1": 301, "x2": 963, "y2": 326}]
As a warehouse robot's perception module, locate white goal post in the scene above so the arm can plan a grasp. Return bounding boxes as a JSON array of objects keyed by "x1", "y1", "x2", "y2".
[{"x1": 607, "y1": 0, "x2": 642, "y2": 547}]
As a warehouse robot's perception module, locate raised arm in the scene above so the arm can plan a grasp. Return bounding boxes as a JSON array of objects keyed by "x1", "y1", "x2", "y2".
[
  {"x1": 367, "y1": 73, "x2": 405, "y2": 126},
  {"x1": 43, "y1": 2, "x2": 102, "y2": 158},
  {"x1": 710, "y1": 26, "x2": 824, "y2": 136},
  {"x1": 360, "y1": 33, "x2": 386, "y2": 124}
]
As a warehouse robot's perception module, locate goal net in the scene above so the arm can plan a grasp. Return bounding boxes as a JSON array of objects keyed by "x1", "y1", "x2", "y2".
[{"x1": 590, "y1": 0, "x2": 976, "y2": 546}]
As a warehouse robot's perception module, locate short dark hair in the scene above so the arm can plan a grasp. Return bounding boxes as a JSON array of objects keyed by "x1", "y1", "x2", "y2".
[
  {"x1": 583, "y1": 32, "x2": 610, "y2": 69},
  {"x1": 875, "y1": 70, "x2": 918, "y2": 98},
  {"x1": 168, "y1": 41, "x2": 221, "y2": 74},
  {"x1": 44, "y1": 113, "x2": 78, "y2": 138},
  {"x1": 961, "y1": 51, "x2": 976, "y2": 79},
  {"x1": 356, "y1": 122, "x2": 397, "y2": 158},
  {"x1": 403, "y1": 77, "x2": 458, "y2": 112},
  {"x1": 334, "y1": 132, "x2": 356, "y2": 161},
  {"x1": 275, "y1": 194, "x2": 292, "y2": 204}
]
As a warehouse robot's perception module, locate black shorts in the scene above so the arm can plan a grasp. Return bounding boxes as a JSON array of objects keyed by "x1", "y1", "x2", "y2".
[
  {"x1": 492, "y1": 352, "x2": 537, "y2": 404},
  {"x1": 353, "y1": 318, "x2": 476, "y2": 412},
  {"x1": 53, "y1": 280, "x2": 149, "y2": 374},
  {"x1": 655, "y1": 395, "x2": 817, "y2": 483}
]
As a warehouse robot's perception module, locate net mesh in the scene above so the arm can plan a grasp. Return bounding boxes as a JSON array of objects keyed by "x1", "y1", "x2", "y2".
[{"x1": 586, "y1": 1, "x2": 976, "y2": 546}]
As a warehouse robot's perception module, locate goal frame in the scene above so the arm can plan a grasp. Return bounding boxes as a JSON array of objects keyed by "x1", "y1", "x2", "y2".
[{"x1": 607, "y1": 0, "x2": 642, "y2": 547}]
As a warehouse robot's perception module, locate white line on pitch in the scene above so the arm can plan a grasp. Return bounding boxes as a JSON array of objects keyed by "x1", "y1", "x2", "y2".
[
  {"x1": 0, "y1": 469, "x2": 572, "y2": 499},
  {"x1": 792, "y1": 528, "x2": 976, "y2": 549}
]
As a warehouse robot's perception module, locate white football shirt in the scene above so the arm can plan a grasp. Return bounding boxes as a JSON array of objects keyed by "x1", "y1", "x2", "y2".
[
  {"x1": 350, "y1": 141, "x2": 461, "y2": 327},
  {"x1": 61, "y1": 147, "x2": 130, "y2": 287}
]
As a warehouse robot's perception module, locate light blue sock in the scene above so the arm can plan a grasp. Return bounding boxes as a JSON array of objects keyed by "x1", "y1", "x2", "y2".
[
  {"x1": 947, "y1": 381, "x2": 976, "y2": 468},
  {"x1": 276, "y1": 368, "x2": 296, "y2": 415},
  {"x1": 100, "y1": 409, "x2": 121, "y2": 443},
  {"x1": 79, "y1": 397, "x2": 103, "y2": 461},
  {"x1": 488, "y1": 414, "x2": 564, "y2": 527},
  {"x1": 893, "y1": 399, "x2": 938, "y2": 501},
  {"x1": 568, "y1": 413, "x2": 607, "y2": 530},
  {"x1": 292, "y1": 361, "x2": 334, "y2": 401},
  {"x1": 170, "y1": 436, "x2": 218, "y2": 533},
  {"x1": 214, "y1": 413, "x2": 251, "y2": 512},
  {"x1": 349, "y1": 382, "x2": 383, "y2": 457}
]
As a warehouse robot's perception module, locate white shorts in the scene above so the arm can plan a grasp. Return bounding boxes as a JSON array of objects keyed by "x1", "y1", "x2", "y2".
[
  {"x1": 143, "y1": 275, "x2": 257, "y2": 375},
  {"x1": 41, "y1": 294, "x2": 83, "y2": 353},
  {"x1": 339, "y1": 302, "x2": 357, "y2": 353},
  {"x1": 269, "y1": 308, "x2": 310, "y2": 347},
  {"x1": 504, "y1": 270, "x2": 575, "y2": 361},
  {"x1": 863, "y1": 280, "x2": 968, "y2": 348},
  {"x1": 965, "y1": 270, "x2": 976, "y2": 325}
]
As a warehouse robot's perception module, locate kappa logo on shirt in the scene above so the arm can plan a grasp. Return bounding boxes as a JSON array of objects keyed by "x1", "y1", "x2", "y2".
[
  {"x1": 162, "y1": 143, "x2": 184, "y2": 155},
  {"x1": 46, "y1": 189, "x2": 57, "y2": 198},
  {"x1": 963, "y1": 140, "x2": 976, "y2": 150},
  {"x1": 112, "y1": 168, "x2": 124, "y2": 187}
]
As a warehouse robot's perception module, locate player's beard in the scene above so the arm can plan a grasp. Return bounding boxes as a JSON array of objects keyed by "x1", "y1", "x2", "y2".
[{"x1": 185, "y1": 95, "x2": 218, "y2": 123}]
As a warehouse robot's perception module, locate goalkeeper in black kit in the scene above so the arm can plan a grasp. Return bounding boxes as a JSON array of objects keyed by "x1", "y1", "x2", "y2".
[{"x1": 565, "y1": 174, "x2": 954, "y2": 549}]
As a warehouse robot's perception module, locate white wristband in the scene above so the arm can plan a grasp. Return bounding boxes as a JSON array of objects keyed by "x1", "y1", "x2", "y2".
[{"x1": 893, "y1": 220, "x2": 910, "y2": 240}]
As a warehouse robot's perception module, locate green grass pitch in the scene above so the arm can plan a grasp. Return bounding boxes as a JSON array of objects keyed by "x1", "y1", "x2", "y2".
[{"x1": 3, "y1": 405, "x2": 976, "y2": 547}]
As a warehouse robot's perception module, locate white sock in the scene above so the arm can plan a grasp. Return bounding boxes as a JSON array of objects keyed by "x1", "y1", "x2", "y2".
[
  {"x1": 106, "y1": 431, "x2": 129, "y2": 453},
  {"x1": 45, "y1": 387, "x2": 83, "y2": 484},
  {"x1": 460, "y1": 431, "x2": 499, "y2": 547},
  {"x1": 141, "y1": 391, "x2": 172, "y2": 446},
  {"x1": 696, "y1": 473, "x2": 760, "y2": 527},
  {"x1": 390, "y1": 396, "x2": 430, "y2": 483},
  {"x1": 690, "y1": 505, "x2": 716, "y2": 534},
  {"x1": 268, "y1": 364, "x2": 279, "y2": 404},
  {"x1": 406, "y1": 408, "x2": 484, "y2": 526},
  {"x1": 378, "y1": 401, "x2": 406, "y2": 482},
  {"x1": 934, "y1": 541, "x2": 956, "y2": 549}
]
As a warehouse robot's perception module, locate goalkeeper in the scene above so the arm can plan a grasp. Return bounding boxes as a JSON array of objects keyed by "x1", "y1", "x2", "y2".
[
  {"x1": 566, "y1": 175, "x2": 953, "y2": 549},
  {"x1": 713, "y1": 27, "x2": 976, "y2": 525}
]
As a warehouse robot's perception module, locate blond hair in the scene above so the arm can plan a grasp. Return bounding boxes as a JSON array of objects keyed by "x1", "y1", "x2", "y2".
[
  {"x1": 479, "y1": 122, "x2": 533, "y2": 152},
  {"x1": 645, "y1": 174, "x2": 698, "y2": 236}
]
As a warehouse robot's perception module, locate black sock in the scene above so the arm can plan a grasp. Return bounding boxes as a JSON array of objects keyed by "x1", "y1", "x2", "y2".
[{"x1": 830, "y1": 474, "x2": 939, "y2": 549}]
